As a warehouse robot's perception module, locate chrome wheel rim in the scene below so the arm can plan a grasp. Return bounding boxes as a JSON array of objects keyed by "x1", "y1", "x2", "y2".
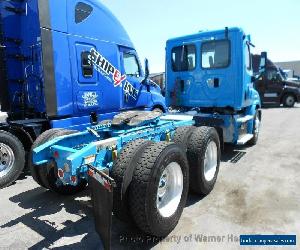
[
  {"x1": 0, "y1": 143, "x2": 15, "y2": 178},
  {"x1": 204, "y1": 141, "x2": 218, "y2": 182},
  {"x1": 157, "y1": 162, "x2": 183, "y2": 218},
  {"x1": 286, "y1": 96, "x2": 294, "y2": 106}
]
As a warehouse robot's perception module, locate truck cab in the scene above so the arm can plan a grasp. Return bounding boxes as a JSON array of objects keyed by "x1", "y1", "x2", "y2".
[
  {"x1": 165, "y1": 27, "x2": 263, "y2": 145},
  {"x1": 252, "y1": 55, "x2": 300, "y2": 107},
  {"x1": 166, "y1": 27, "x2": 259, "y2": 111},
  {"x1": 0, "y1": 0, "x2": 166, "y2": 188}
]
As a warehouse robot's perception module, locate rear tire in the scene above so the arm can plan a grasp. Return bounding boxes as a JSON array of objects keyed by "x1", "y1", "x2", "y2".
[
  {"x1": 47, "y1": 165, "x2": 87, "y2": 195},
  {"x1": 283, "y1": 94, "x2": 295, "y2": 107},
  {"x1": 111, "y1": 139, "x2": 154, "y2": 222},
  {"x1": 31, "y1": 129, "x2": 87, "y2": 195},
  {"x1": 129, "y1": 142, "x2": 189, "y2": 237},
  {"x1": 173, "y1": 126, "x2": 196, "y2": 151},
  {"x1": 0, "y1": 131, "x2": 25, "y2": 188},
  {"x1": 248, "y1": 110, "x2": 261, "y2": 146},
  {"x1": 29, "y1": 128, "x2": 63, "y2": 188},
  {"x1": 187, "y1": 127, "x2": 220, "y2": 195}
]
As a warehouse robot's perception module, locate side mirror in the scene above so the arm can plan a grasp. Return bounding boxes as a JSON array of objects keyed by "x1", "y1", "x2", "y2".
[
  {"x1": 142, "y1": 58, "x2": 150, "y2": 85},
  {"x1": 259, "y1": 51, "x2": 267, "y2": 73}
]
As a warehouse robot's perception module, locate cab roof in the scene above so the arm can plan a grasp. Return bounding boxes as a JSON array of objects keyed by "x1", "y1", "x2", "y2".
[
  {"x1": 41, "y1": 0, "x2": 134, "y2": 48},
  {"x1": 167, "y1": 27, "x2": 244, "y2": 44}
]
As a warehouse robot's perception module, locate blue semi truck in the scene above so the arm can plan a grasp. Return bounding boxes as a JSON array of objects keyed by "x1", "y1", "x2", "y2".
[
  {"x1": 0, "y1": 0, "x2": 166, "y2": 188},
  {"x1": 32, "y1": 27, "x2": 266, "y2": 249}
]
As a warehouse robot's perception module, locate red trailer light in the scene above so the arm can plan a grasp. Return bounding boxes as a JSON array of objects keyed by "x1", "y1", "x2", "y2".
[{"x1": 71, "y1": 175, "x2": 77, "y2": 184}]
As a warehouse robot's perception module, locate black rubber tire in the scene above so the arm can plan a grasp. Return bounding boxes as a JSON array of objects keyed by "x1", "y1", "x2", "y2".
[
  {"x1": 187, "y1": 126, "x2": 220, "y2": 195},
  {"x1": 173, "y1": 126, "x2": 196, "y2": 151},
  {"x1": 33, "y1": 129, "x2": 87, "y2": 195},
  {"x1": 129, "y1": 142, "x2": 189, "y2": 237},
  {"x1": 0, "y1": 131, "x2": 25, "y2": 188},
  {"x1": 248, "y1": 110, "x2": 261, "y2": 146},
  {"x1": 283, "y1": 94, "x2": 296, "y2": 107},
  {"x1": 29, "y1": 128, "x2": 63, "y2": 188},
  {"x1": 111, "y1": 139, "x2": 154, "y2": 222},
  {"x1": 38, "y1": 129, "x2": 78, "y2": 189}
]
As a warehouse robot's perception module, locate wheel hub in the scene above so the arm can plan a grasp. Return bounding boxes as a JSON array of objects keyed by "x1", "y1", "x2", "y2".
[
  {"x1": 158, "y1": 173, "x2": 168, "y2": 198},
  {"x1": 0, "y1": 143, "x2": 15, "y2": 178},
  {"x1": 286, "y1": 96, "x2": 294, "y2": 106},
  {"x1": 203, "y1": 141, "x2": 218, "y2": 182},
  {"x1": 157, "y1": 162, "x2": 183, "y2": 218}
]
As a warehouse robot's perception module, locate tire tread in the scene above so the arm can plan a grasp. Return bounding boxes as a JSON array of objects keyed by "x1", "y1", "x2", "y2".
[
  {"x1": 187, "y1": 126, "x2": 220, "y2": 195},
  {"x1": 111, "y1": 139, "x2": 154, "y2": 222}
]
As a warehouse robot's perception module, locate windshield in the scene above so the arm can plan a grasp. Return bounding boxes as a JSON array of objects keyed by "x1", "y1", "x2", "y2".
[{"x1": 279, "y1": 68, "x2": 287, "y2": 80}]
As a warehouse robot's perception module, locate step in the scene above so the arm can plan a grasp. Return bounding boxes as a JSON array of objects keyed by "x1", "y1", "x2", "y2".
[
  {"x1": 237, "y1": 134, "x2": 253, "y2": 145},
  {"x1": 236, "y1": 115, "x2": 254, "y2": 123}
]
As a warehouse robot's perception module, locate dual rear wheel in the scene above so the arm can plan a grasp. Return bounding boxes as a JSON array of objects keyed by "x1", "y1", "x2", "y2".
[
  {"x1": 112, "y1": 126, "x2": 220, "y2": 237},
  {"x1": 30, "y1": 125, "x2": 220, "y2": 237},
  {"x1": 173, "y1": 126, "x2": 220, "y2": 195}
]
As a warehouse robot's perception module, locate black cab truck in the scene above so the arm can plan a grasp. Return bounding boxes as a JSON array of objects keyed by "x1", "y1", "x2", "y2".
[{"x1": 253, "y1": 54, "x2": 300, "y2": 107}]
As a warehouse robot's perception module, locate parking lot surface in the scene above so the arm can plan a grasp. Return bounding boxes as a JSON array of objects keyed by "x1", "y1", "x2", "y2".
[{"x1": 0, "y1": 105, "x2": 299, "y2": 250}]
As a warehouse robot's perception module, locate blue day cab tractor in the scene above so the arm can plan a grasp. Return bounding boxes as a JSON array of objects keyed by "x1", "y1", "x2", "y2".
[
  {"x1": 252, "y1": 54, "x2": 300, "y2": 107},
  {"x1": 32, "y1": 27, "x2": 266, "y2": 249},
  {"x1": 0, "y1": 0, "x2": 166, "y2": 188}
]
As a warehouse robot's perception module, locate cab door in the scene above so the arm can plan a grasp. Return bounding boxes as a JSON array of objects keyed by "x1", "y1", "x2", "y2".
[
  {"x1": 69, "y1": 39, "x2": 123, "y2": 115},
  {"x1": 254, "y1": 76, "x2": 266, "y2": 103},
  {"x1": 67, "y1": 1, "x2": 123, "y2": 115},
  {"x1": 120, "y1": 47, "x2": 150, "y2": 109},
  {"x1": 166, "y1": 44, "x2": 196, "y2": 107},
  {"x1": 263, "y1": 68, "x2": 282, "y2": 104}
]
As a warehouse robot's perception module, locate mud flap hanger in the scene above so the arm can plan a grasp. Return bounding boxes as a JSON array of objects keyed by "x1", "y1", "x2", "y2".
[{"x1": 88, "y1": 165, "x2": 116, "y2": 250}]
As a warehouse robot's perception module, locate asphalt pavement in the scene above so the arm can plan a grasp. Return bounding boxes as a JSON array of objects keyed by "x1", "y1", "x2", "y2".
[{"x1": 0, "y1": 105, "x2": 299, "y2": 250}]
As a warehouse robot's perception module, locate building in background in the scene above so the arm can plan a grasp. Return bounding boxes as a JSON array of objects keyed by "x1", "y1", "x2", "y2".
[
  {"x1": 275, "y1": 61, "x2": 300, "y2": 77},
  {"x1": 150, "y1": 72, "x2": 165, "y2": 95},
  {"x1": 151, "y1": 60, "x2": 300, "y2": 85},
  {"x1": 150, "y1": 72, "x2": 165, "y2": 87}
]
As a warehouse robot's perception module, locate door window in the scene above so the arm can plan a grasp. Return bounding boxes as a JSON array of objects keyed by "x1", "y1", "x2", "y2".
[
  {"x1": 81, "y1": 51, "x2": 93, "y2": 78},
  {"x1": 201, "y1": 40, "x2": 230, "y2": 69},
  {"x1": 245, "y1": 44, "x2": 252, "y2": 71},
  {"x1": 171, "y1": 45, "x2": 196, "y2": 72},
  {"x1": 266, "y1": 69, "x2": 278, "y2": 81},
  {"x1": 123, "y1": 53, "x2": 140, "y2": 77},
  {"x1": 76, "y1": 44, "x2": 97, "y2": 83}
]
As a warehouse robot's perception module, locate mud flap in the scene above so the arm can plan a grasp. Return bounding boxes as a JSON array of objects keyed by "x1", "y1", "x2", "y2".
[{"x1": 88, "y1": 166, "x2": 115, "y2": 250}]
